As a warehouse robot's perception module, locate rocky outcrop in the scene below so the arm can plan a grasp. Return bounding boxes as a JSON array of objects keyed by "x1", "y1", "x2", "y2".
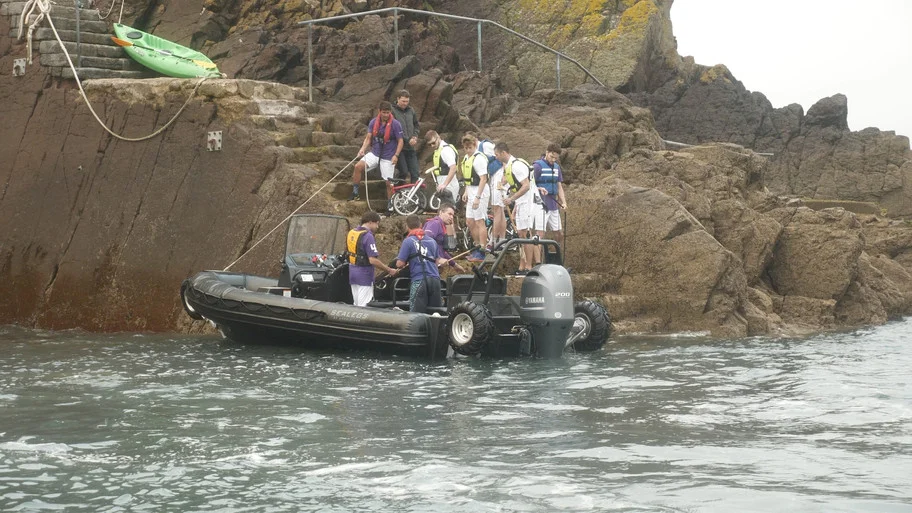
[{"x1": 4, "y1": 0, "x2": 912, "y2": 339}]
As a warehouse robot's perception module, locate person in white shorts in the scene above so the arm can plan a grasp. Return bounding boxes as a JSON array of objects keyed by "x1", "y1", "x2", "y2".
[
  {"x1": 532, "y1": 143, "x2": 567, "y2": 262},
  {"x1": 350, "y1": 102, "x2": 404, "y2": 213},
  {"x1": 459, "y1": 133, "x2": 490, "y2": 262},
  {"x1": 495, "y1": 141, "x2": 537, "y2": 273},
  {"x1": 425, "y1": 130, "x2": 461, "y2": 205}
]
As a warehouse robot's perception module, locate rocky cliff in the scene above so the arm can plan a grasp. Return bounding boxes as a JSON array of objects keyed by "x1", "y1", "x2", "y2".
[{"x1": 2, "y1": 0, "x2": 912, "y2": 337}]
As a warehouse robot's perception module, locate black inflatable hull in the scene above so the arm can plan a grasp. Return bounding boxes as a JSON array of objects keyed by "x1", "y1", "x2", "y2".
[{"x1": 181, "y1": 271, "x2": 451, "y2": 359}]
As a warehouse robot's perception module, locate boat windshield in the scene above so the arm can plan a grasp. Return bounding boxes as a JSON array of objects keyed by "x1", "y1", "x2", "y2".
[{"x1": 285, "y1": 215, "x2": 350, "y2": 259}]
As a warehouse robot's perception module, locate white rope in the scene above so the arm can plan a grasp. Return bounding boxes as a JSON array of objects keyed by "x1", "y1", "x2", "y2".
[
  {"x1": 18, "y1": 0, "x2": 213, "y2": 142},
  {"x1": 98, "y1": 0, "x2": 123, "y2": 22},
  {"x1": 222, "y1": 156, "x2": 360, "y2": 272}
]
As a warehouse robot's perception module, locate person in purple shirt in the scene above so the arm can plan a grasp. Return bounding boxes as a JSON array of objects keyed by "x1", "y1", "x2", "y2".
[
  {"x1": 347, "y1": 211, "x2": 398, "y2": 307},
  {"x1": 396, "y1": 215, "x2": 447, "y2": 313},
  {"x1": 532, "y1": 142, "x2": 567, "y2": 248},
  {"x1": 350, "y1": 102, "x2": 404, "y2": 213},
  {"x1": 422, "y1": 202, "x2": 466, "y2": 273}
]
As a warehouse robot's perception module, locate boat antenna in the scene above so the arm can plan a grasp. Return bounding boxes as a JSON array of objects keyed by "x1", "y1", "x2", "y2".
[{"x1": 222, "y1": 155, "x2": 360, "y2": 271}]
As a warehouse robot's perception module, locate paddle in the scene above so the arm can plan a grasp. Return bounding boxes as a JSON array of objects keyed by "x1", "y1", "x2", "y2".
[{"x1": 111, "y1": 36, "x2": 218, "y2": 69}]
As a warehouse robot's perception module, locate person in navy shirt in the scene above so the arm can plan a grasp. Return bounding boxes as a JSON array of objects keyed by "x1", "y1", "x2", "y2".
[
  {"x1": 396, "y1": 215, "x2": 447, "y2": 313},
  {"x1": 532, "y1": 142, "x2": 567, "y2": 248}
]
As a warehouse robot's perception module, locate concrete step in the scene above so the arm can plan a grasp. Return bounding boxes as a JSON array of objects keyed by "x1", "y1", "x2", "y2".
[
  {"x1": 39, "y1": 39, "x2": 124, "y2": 58},
  {"x1": 41, "y1": 52, "x2": 140, "y2": 71},
  {"x1": 53, "y1": 66, "x2": 153, "y2": 80}
]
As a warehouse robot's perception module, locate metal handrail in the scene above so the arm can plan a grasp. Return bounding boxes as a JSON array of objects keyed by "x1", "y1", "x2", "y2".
[{"x1": 297, "y1": 7, "x2": 604, "y2": 102}]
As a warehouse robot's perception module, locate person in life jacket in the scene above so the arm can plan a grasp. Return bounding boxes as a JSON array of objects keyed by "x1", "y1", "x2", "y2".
[
  {"x1": 425, "y1": 130, "x2": 461, "y2": 206},
  {"x1": 395, "y1": 215, "x2": 447, "y2": 313},
  {"x1": 494, "y1": 141, "x2": 538, "y2": 274},
  {"x1": 347, "y1": 211, "x2": 398, "y2": 307},
  {"x1": 459, "y1": 133, "x2": 491, "y2": 262},
  {"x1": 532, "y1": 142, "x2": 567, "y2": 249},
  {"x1": 470, "y1": 134, "x2": 507, "y2": 252},
  {"x1": 350, "y1": 101, "x2": 404, "y2": 213}
]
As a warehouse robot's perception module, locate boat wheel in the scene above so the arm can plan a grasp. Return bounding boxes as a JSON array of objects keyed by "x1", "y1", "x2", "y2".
[
  {"x1": 447, "y1": 301, "x2": 495, "y2": 356},
  {"x1": 571, "y1": 300, "x2": 612, "y2": 352}
]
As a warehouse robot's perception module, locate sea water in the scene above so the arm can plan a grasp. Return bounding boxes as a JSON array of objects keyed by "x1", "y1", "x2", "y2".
[{"x1": 1, "y1": 320, "x2": 910, "y2": 512}]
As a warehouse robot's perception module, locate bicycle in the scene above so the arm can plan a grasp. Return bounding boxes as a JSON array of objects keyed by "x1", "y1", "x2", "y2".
[
  {"x1": 390, "y1": 167, "x2": 449, "y2": 216},
  {"x1": 457, "y1": 207, "x2": 519, "y2": 252}
]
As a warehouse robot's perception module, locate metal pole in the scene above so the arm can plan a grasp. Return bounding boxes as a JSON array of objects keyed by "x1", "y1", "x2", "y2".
[
  {"x1": 75, "y1": 0, "x2": 81, "y2": 68},
  {"x1": 393, "y1": 8, "x2": 399, "y2": 62},
  {"x1": 477, "y1": 21, "x2": 482, "y2": 71},
  {"x1": 556, "y1": 54, "x2": 561, "y2": 90},
  {"x1": 307, "y1": 24, "x2": 313, "y2": 102}
]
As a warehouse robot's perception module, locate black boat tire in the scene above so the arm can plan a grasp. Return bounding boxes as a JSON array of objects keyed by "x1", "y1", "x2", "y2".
[
  {"x1": 448, "y1": 301, "x2": 495, "y2": 356},
  {"x1": 180, "y1": 282, "x2": 205, "y2": 321},
  {"x1": 571, "y1": 300, "x2": 612, "y2": 352}
]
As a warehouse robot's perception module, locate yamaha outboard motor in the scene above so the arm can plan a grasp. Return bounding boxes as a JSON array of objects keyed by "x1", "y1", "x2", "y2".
[{"x1": 519, "y1": 264, "x2": 575, "y2": 358}]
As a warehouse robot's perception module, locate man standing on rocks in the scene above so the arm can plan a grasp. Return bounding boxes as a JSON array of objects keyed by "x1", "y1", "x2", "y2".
[
  {"x1": 426, "y1": 130, "x2": 461, "y2": 204},
  {"x1": 391, "y1": 90, "x2": 421, "y2": 185},
  {"x1": 350, "y1": 102, "x2": 403, "y2": 213},
  {"x1": 495, "y1": 141, "x2": 536, "y2": 273},
  {"x1": 532, "y1": 142, "x2": 567, "y2": 251},
  {"x1": 460, "y1": 133, "x2": 490, "y2": 262},
  {"x1": 347, "y1": 211, "x2": 398, "y2": 307}
]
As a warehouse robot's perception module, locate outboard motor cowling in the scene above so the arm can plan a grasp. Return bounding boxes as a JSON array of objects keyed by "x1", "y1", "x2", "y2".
[{"x1": 519, "y1": 264, "x2": 575, "y2": 358}]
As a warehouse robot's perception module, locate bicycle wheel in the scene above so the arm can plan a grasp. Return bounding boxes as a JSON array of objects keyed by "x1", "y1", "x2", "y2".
[
  {"x1": 428, "y1": 191, "x2": 442, "y2": 211},
  {"x1": 392, "y1": 190, "x2": 426, "y2": 216}
]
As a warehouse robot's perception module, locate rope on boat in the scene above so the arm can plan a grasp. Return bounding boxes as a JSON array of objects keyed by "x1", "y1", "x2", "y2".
[
  {"x1": 222, "y1": 156, "x2": 361, "y2": 272},
  {"x1": 18, "y1": 0, "x2": 210, "y2": 142}
]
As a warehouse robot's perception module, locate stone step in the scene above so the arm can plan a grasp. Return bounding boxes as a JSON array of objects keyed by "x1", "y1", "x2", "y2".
[
  {"x1": 13, "y1": 15, "x2": 109, "y2": 34},
  {"x1": 21, "y1": 27, "x2": 116, "y2": 45},
  {"x1": 39, "y1": 39, "x2": 124, "y2": 58},
  {"x1": 53, "y1": 66, "x2": 153, "y2": 80},
  {"x1": 1, "y1": 2, "x2": 100, "y2": 21},
  {"x1": 41, "y1": 52, "x2": 140, "y2": 71}
]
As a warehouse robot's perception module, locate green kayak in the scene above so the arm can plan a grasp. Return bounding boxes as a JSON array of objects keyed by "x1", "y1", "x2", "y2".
[{"x1": 112, "y1": 23, "x2": 221, "y2": 79}]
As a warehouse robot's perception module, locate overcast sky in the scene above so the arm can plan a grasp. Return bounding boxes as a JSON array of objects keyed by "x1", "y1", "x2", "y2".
[{"x1": 671, "y1": 1, "x2": 912, "y2": 141}]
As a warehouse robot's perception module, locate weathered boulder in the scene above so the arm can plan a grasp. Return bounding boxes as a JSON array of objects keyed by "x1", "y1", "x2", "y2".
[
  {"x1": 766, "y1": 207, "x2": 865, "y2": 300},
  {"x1": 571, "y1": 185, "x2": 750, "y2": 336}
]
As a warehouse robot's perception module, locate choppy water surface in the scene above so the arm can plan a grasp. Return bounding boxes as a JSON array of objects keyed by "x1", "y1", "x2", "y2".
[{"x1": 1, "y1": 321, "x2": 910, "y2": 512}]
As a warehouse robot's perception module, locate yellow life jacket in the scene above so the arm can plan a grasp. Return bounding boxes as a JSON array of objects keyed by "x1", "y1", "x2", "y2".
[
  {"x1": 432, "y1": 142, "x2": 455, "y2": 176},
  {"x1": 461, "y1": 151, "x2": 485, "y2": 186},
  {"x1": 504, "y1": 157, "x2": 532, "y2": 194},
  {"x1": 346, "y1": 228, "x2": 370, "y2": 266}
]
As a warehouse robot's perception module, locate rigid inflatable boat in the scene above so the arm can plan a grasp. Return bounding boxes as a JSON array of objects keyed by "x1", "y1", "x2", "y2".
[{"x1": 180, "y1": 214, "x2": 611, "y2": 359}]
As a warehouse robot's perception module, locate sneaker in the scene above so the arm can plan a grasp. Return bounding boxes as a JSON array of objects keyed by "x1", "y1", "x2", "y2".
[
  {"x1": 514, "y1": 269, "x2": 529, "y2": 276},
  {"x1": 466, "y1": 250, "x2": 484, "y2": 263},
  {"x1": 348, "y1": 192, "x2": 360, "y2": 201},
  {"x1": 387, "y1": 199, "x2": 394, "y2": 213}
]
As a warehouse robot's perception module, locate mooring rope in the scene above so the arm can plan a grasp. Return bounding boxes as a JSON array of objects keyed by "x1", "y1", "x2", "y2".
[
  {"x1": 222, "y1": 156, "x2": 360, "y2": 272},
  {"x1": 18, "y1": 0, "x2": 212, "y2": 142}
]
